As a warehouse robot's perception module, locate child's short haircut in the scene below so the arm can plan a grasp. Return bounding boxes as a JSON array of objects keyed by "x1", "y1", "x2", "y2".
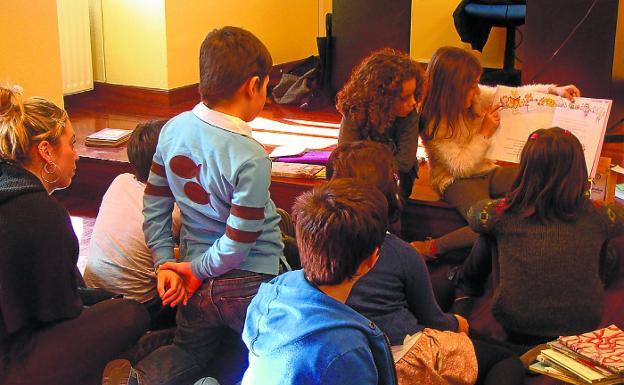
[
  {"x1": 199, "y1": 26, "x2": 273, "y2": 106},
  {"x1": 127, "y1": 119, "x2": 167, "y2": 183},
  {"x1": 327, "y1": 141, "x2": 402, "y2": 223},
  {"x1": 293, "y1": 178, "x2": 388, "y2": 285}
]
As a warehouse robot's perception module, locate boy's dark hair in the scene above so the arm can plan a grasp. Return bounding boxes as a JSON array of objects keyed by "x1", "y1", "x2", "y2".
[
  {"x1": 293, "y1": 178, "x2": 388, "y2": 286},
  {"x1": 327, "y1": 141, "x2": 402, "y2": 224},
  {"x1": 199, "y1": 26, "x2": 273, "y2": 106},
  {"x1": 506, "y1": 127, "x2": 588, "y2": 221},
  {"x1": 127, "y1": 119, "x2": 167, "y2": 183}
]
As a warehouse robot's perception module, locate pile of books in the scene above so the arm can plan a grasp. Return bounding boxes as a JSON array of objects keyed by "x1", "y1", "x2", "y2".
[
  {"x1": 85, "y1": 128, "x2": 133, "y2": 147},
  {"x1": 530, "y1": 325, "x2": 624, "y2": 385}
]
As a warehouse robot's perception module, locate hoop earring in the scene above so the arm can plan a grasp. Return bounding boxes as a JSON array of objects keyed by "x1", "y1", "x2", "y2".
[{"x1": 41, "y1": 161, "x2": 60, "y2": 184}]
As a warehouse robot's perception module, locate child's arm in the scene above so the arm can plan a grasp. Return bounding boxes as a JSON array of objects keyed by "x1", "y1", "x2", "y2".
[
  {"x1": 143, "y1": 148, "x2": 177, "y2": 269},
  {"x1": 338, "y1": 116, "x2": 363, "y2": 144},
  {"x1": 394, "y1": 111, "x2": 420, "y2": 174},
  {"x1": 401, "y1": 241, "x2": 459, "y2": 332},
  {"x1": 599, "y1": 202, "x2": 624, "y2": 239},
  {"x1": 320, "y1": 346, "x2": 379, "y2": 385},
  {"x1": 466, "y1": 199, "x2": 506, "y2": 234},
  {"x1": 191, "y1": 157, "x2": 273, "y2": 279}
]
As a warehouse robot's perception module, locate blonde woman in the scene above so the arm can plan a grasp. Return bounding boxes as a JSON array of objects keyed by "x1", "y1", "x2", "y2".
[{"x1": 0, "y1": 86, "x2": 149, "y2": 385}]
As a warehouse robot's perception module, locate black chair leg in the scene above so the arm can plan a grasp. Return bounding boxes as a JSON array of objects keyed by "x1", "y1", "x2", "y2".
[{"x1": 503, "y1": 26, "x2": 516, "y2": 72}]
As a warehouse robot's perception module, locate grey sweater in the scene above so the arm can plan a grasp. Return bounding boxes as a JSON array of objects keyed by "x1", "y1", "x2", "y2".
[{"x1": 468, "y1": 198, "x2": 624, "y2": 337}]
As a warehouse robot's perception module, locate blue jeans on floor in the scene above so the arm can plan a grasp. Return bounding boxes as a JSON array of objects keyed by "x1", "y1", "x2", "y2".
[{"x1": 134, "y1": 270, "x2": 274, "y2": 385}]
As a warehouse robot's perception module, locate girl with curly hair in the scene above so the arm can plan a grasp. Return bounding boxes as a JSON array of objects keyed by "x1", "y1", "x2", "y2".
[
  {"x1": 413, "y1": 46, "x2": 580, "y2": 260},
  {"x1": 337, "y1": 48, "x2": 425, "y2": 198}
]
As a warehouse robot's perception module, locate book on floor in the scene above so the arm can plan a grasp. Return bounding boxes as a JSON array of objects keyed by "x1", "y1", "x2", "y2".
[
  {"x1": 529, "y1": 326, "x2": 624, "y2": 385},
  {"x1": 486, "y1": 85, "x2": 612, "y2": 177},
  {"x1": 537, "y1": 349, "x2": 623, "y2": 385},
  {"x1": 85, "y1": 128, "x2": 133, "y2": 147},
  {"x1": 271, "y1": 162, "x2": 325, "y2": 179},
  {"x1": 558, "y1": 325, "x2": 624, "y2": 374},
  {"x1": 529, "y1": 361, "x2": 587, "y2": 385}
]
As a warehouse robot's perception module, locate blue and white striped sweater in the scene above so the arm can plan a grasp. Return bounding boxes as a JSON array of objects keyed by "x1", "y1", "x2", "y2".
[{"x1": 143, "y1": 107, "x2": 282, "y2": 279}]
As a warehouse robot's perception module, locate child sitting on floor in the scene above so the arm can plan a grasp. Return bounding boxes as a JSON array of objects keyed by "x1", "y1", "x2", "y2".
[
  {"x1": 84, "y1": 119, "x2": 180, "y2": 330},
  {"x1": 458, "y1": 127, "x2": 624, "y2": 345},
  {"x1": 241, "y1": 179, "x2": 397, "y2": 385}
]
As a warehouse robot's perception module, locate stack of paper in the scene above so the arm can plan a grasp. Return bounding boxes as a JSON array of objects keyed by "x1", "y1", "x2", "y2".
[
  {"x1": 530, "y1": 325, "x2": 624, "y2": 384},
  {"x1": 85, "y1": 128, "x2": 133, "y2": 147},
  {"x1": 271, "y1": 162, "x2": 325, "y2": 179}
]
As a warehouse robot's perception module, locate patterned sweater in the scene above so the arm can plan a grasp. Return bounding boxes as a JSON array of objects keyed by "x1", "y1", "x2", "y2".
[
  {"x1": 143, "y1": 103, "x2": 283, "y2": 279},
  {"x1": 422, "y1": 84, "x2": 551, "y2": 195},
  {"x1": 468, "y1": 198, "x2": 624, "y2": 337}
]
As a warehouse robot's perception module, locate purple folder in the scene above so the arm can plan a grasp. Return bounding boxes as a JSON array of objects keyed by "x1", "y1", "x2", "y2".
[{"x1": 275, "y1": 150, "x2": 331, "y2": 165}]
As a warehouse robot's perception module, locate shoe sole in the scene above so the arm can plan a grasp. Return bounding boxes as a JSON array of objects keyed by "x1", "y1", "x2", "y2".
[{"x1": 102, "y1": 359, "x2": 132, "y2": 385}]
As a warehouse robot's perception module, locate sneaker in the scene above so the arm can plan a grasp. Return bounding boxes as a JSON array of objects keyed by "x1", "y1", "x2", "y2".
[{"x1": 102, "y1": 359, "x2": 138, "y2": 385}]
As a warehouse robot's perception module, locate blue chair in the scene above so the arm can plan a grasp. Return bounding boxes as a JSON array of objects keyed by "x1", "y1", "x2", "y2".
[{"x1": 463, "y1": 3, "x2": 526, "y2": 72}]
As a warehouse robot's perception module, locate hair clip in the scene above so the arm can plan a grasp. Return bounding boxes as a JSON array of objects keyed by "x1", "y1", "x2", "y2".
[
  {"x1": 563, "y1": 130, "x2": 572, "y2": 135},
  {"x1": 529, "y1": 133, "x2": 539, "y2": 140}
]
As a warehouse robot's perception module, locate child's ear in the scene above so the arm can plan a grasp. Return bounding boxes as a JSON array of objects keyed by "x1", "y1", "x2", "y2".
[{"x1": 246, "y1": 76, "x2": 261, "y2": 98}]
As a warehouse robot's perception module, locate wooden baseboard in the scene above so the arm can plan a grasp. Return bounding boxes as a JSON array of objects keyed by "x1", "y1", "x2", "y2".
[
  {"x1": 64, "y1": 82, "x2": 199, "y2": 111},
  {"x1": 93, "y1": 82, "x2": 198, "y2": 108}
]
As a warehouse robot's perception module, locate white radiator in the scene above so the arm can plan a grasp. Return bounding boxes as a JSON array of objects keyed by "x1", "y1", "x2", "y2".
[{"x1": 57, "y1": 0, "x2": 94, "y2": 95}]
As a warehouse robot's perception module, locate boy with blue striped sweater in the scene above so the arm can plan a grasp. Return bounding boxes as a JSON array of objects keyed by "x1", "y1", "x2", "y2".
[{"x1": 102, "y1": 26, "x2": 283, "y2": 385}]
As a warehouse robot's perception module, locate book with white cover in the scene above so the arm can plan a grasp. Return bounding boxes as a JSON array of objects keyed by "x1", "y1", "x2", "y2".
[
  {"x1": 85, "y1": 128, "x2": 133, "y2": 147},
  {"x1": 486, "y1": 85, "x2": 612, "y2": 177}
]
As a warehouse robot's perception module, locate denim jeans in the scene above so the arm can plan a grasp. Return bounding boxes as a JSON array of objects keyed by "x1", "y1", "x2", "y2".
[{"x1": 134, "y1": 270, "x2": 273, "y2": 385}]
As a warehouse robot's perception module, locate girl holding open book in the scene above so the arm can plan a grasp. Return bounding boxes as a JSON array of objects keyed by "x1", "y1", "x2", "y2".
[
  {"x1": 414, "y1": 46, "x2": 580, "y2": 260},
  {"x1": 458, "y1": 127, "x2": 623, "y2": 345}
]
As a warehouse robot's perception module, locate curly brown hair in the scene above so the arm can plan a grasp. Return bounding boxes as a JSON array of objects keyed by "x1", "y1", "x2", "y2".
[{"x1": 336, "y1": 48, "x2": 424, "y2": 138}]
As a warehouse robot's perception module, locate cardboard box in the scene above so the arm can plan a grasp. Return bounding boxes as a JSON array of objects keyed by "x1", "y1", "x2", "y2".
[{"x1": 590, "y1": 157, "x2": 616, "y2": 202}]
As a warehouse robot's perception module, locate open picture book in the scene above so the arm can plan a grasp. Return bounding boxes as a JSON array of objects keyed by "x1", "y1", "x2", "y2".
[{"x1": 486, "y1": 85, "x2": 612, "y2": 177}]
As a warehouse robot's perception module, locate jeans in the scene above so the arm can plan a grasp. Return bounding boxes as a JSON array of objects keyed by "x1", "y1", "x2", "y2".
[{"x1": 134, "y1": 270, "x2": 274, "y2": 385}]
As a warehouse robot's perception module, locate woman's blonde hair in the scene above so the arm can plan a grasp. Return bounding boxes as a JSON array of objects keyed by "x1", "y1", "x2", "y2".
[
  {"x1": 421, "y1": 47, "x2": 482, "y2": 140},
  {"x1": 0, "y1": 86, "x2": 67, "y2": 163}
]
